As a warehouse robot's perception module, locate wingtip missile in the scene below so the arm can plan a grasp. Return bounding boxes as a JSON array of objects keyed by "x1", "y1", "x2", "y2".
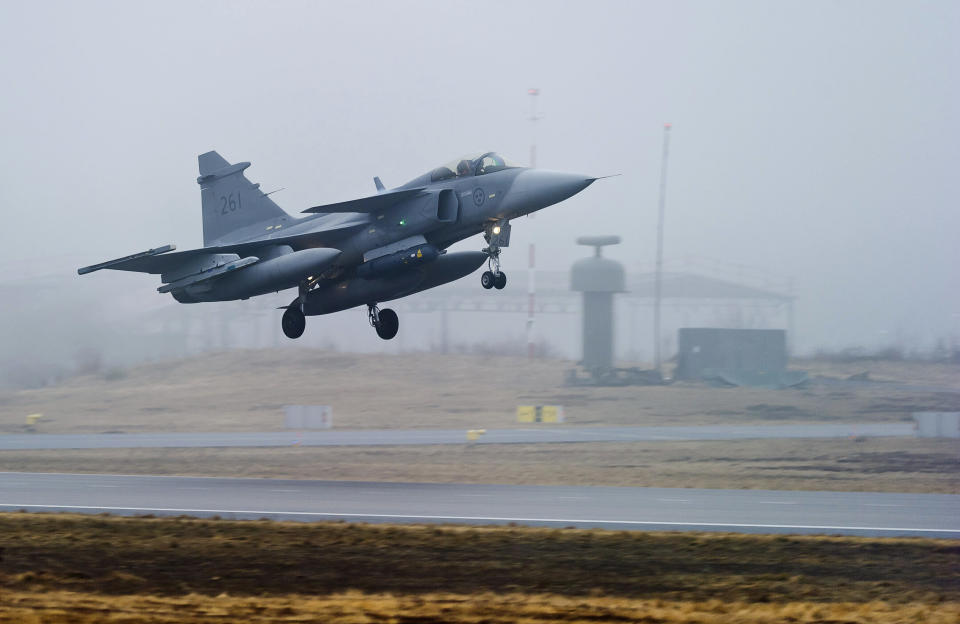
[{"x1": 78, "y1": 244, "x2": 176, "y2": 275}]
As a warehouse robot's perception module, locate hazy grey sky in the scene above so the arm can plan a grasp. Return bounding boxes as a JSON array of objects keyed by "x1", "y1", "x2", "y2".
[{"x1": 1, "y1": 0, "x2": 957, "y2": 350}]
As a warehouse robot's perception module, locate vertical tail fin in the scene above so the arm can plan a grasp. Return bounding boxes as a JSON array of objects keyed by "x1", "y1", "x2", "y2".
[{"x1": 197, "y1": 151, "x2": 288, "y2": 246}]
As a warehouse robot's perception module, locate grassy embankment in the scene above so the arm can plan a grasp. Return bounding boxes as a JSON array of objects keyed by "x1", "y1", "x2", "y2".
[
  {"x1": 1, "y1": 513, "x2": 957, "y2": 623},
  {"x1": 2, "y1": 350, "x2": 958, "y2": 494},
  {"x1": 3, "y1": 350, "x2": 958, "y2": 434},
  {"x1": 1, "y1": 437, "x2": 957, "y2": 493}
]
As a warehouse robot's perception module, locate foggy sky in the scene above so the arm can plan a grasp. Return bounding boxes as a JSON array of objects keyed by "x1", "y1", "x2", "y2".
[{"x1": 0, "y1": 0, "x2": 957, "y2": 351}]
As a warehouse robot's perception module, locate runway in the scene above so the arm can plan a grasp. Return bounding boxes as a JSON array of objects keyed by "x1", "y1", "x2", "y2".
[
  {"x1": 1, "y1": 472, "x2": 957, "y2": 538},
  {"x1": 0, "y1": 422, "x2": 914, "y2": 450}
]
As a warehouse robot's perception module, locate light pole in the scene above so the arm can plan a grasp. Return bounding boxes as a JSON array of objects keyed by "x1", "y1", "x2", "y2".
[{"x1": 653, "y1": 123, "x2": 672, "y2": 376}]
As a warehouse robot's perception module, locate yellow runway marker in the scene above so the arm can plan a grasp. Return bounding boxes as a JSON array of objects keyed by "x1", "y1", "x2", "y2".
[{"x1": 466, "y1": 429, "x2": 486, "y2": 442}]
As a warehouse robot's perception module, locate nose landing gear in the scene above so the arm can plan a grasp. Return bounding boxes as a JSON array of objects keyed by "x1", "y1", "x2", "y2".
[
  {"x1": 481, "y1": 270, "x2": 495, "y2": 289},
  {"x1": 368, "y1": 303, "x2": 399, "y2": 340},
  {"x1": 481, "y1": 265, "x2": 507, "y2": 290},
  {"x1": 481, "y1": 220, "x2": 510, "y2": 291}
]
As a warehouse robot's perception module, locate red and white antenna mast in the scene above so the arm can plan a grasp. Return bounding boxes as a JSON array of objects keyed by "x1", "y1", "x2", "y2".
[{"x1": 526, "y1": 88, "x2": 541, "y2": 358}]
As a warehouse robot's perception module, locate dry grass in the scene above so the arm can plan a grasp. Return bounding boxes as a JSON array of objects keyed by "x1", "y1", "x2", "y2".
[
  {"x1": 798, "y1": 357, "x2": 960, "y2": 388},
  {"x1": 1, "y1": 350, "x2": 957, "y2": 434},
  {"x1": 1, "y1": 513, "x2": 958, "y2": 601},
  {"x1": 3, "y1": 352, "x2": 956, "y2": 621},
  {"x1": 2, "y1": 437, "x2": 958, "y2": 493},
  {"x1": 2, "y1": 590, "x2": 958, "y2": 623},
  {"x1": 0, "y1": 513, "x2": 958, "y2": 622}
]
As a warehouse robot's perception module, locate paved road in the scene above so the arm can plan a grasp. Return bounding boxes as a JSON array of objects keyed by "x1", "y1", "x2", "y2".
[
  {"x1": 813, "y1": 377, "x2": 960, "y2": 394},
  {"x1": 1, "y1": 472, "x2": 956, "y2": 538},
  {"x1": 0, "y1": 423, "x2": 915, "y2": 450}
]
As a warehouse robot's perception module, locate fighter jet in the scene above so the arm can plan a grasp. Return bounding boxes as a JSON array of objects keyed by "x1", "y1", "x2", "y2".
[{"x1": 79, "y1": 151, "x2": 597, "y2": 340}]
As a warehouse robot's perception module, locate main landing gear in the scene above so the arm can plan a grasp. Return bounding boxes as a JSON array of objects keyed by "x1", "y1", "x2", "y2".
[
  {"x1": 368, "y1": 303, "x2": 399, "y2": 340},
  {"x1": 280, "y1": 301, "x2": 400, "y2": 341},
  {"x1": 281, "y1": 281, "x2": 314, "y2": 340},
  {"x1": 282, "y1": 304, "x2": 306, "y2": 339}
]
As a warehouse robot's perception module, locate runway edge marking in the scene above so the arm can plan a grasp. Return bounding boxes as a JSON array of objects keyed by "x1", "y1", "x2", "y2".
[{"x1": 1, "y1": 503, "x2": 958, "y2": 535}]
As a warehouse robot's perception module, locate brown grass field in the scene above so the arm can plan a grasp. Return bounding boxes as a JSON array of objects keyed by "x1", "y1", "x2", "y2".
[
  {"x1": 3, "y1": 591, "x2": 958, "y2": 623},
  {"x1": 2, "y1": 353, "x2": 958, "y2": 620},
  {"x1": 1, "y1": 513, "x2": 958, "y2": 623},
  {"x1": 1, "y1": 351, "x2": 957, "y2": 493},
  {"x1": 2, "y1": 350, "x2": 958, "y2": 434},
  {"x1": 2, "y1": 437, "x2": 958, "y2": 493}
]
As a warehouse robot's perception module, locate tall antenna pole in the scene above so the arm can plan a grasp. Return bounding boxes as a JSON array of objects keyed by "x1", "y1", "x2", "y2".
[
  {"x1": 653, "y1": 123, "x2": 672, "y2": 377},
  {"x1": 528, "y1": 88, "x2": 540, "y2": 167}
]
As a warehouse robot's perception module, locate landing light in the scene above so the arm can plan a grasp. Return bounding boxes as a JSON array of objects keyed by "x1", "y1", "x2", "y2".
[{"x1": 493, "y1": 225, "x2": 501, "y2": 235}]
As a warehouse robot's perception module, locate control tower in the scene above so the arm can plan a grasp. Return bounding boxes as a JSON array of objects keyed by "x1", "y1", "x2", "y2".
[{"x1": 570, "y1": 236, "x2": 625, "y2": 371}]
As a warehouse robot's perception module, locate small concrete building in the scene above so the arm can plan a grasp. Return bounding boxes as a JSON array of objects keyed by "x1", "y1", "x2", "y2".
[
  {"x1": 913, "y1": 412, "x2": 960, "y2": 438},
  {"x1": 675, "y1": 328, "x2": 787, "y2": 381}
]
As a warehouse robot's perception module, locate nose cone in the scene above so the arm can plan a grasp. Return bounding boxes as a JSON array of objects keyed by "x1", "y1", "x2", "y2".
[{"x1": 505, "y1": 170, "x2": 596, "y2": 216}]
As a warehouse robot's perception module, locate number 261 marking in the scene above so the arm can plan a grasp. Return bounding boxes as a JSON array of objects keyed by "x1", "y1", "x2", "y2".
[{"x1": 220, "y1": 193, "x2": 242, "y2": 215}]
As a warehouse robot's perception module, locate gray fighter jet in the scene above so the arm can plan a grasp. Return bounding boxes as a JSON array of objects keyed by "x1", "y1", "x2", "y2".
[{"x1": 79, "y1": 151, "x2": 597, "y2": 340}]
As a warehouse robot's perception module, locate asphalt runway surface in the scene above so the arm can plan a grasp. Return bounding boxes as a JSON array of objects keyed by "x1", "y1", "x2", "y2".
[
  {"x1": 1, "y1": 472, "x2": 957, "y2": 538},
  {"x1": 0, "y1": 423, "x2": 915, "y2": 450}
]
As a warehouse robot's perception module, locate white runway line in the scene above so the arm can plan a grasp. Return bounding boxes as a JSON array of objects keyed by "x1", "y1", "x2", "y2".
[{"x1": 2, "y1": 503, "x2": 957, "y2": 535}]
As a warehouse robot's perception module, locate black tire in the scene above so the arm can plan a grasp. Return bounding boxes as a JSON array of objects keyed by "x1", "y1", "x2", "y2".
[
  {"x1": 376, "y1": 308, "x2": 399, "y2": 340},
  {"x1": 494, "y1": 271, "x2": 507, "y2": 289},
  {"x1": 481, "y1": 271, "x2": 495, "y2": 289},
  {"x1": 281, "y1": 305, "x2": 306, "y2": 339}
]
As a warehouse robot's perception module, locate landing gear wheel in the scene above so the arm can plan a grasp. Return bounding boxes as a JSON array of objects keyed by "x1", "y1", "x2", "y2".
[
  {"x1": 375, "y1": 308, "x2": 399, "y2": 340},
  {"x1": 494, "y1": 271, "x2": 507, "y2": 290},
  {"x1": 481, "y1": 271, "x2": 496, "y2": 289},
  {"x1": 281, "y1": 305, "x2": 306, "y2": 339}
]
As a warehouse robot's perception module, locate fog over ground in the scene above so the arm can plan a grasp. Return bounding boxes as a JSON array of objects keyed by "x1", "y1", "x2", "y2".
[{"x1": 0, "y1": 1, "x2": 957, "y2": 363}]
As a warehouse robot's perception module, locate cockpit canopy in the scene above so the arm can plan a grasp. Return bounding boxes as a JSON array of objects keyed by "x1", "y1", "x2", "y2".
[{"x1": 429, "y1": 152, "x2": 521, "y2": 182}]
